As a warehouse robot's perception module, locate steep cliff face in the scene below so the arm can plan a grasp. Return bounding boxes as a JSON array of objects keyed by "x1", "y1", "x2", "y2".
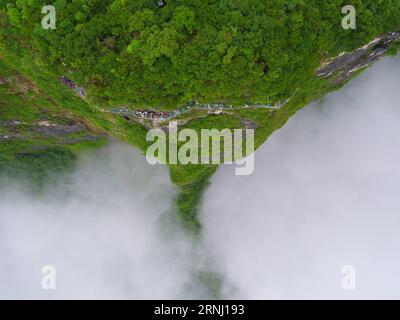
[
  {"x1": 1, "y1": 0, "x2": 400, "y2": 232},
  {"x1": 171, "y1": 32, "x2": 400, "y2": 231},
  {"x1": 1, "y1": 31, "x2": 399, "y2": 231},
  {"x1": 0, "y1": 57, "x2": 107, "y2": 189}
]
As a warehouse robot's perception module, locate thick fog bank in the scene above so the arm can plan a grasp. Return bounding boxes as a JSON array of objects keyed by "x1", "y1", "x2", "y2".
[{"x1": 0, "y1": 143, "x2": 205, "y2": 299}]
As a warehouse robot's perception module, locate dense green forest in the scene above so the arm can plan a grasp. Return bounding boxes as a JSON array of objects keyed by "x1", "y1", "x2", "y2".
[
  {"x1": 2, "y1": 0, "x2": 400, "y2": 109},
  {"x1": 1, "y1": 1, "x2": 400, "y2": 232}
]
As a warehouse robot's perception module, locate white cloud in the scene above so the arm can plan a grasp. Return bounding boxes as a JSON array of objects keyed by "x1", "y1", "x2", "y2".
[{"x1": 0, "y1": 143, "x2": 205, "y2": 299}]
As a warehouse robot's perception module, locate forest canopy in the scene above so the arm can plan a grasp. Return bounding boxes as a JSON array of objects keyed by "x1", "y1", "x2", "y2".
[{"x1": 1, "y1": 0, "x2": 400, "y2": 109}]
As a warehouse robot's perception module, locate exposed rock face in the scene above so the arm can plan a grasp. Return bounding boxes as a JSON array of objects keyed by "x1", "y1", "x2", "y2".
[
  {"x1": 33, "y1": 120, "x2": 85, "y2": 137},
  {"x1": 0, "y1": 118, "x2": 105, "y2": 143},
  {"x1": 317, "y1": 32, "x2": 400, "y2": 85}
]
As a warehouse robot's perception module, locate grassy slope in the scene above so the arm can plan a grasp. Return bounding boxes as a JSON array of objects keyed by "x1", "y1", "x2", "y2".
[{"x1": 0, "y1": 56, "x2": 110, "y2": 190}]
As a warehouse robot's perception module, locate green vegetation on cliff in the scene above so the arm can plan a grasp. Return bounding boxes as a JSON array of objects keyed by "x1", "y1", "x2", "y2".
[
  {"x1": 1, "y1": 1, "x2": 399, "y2": 232},
  {"x1": 0, "y1": 56, "x2": 108, "y2": 190}
]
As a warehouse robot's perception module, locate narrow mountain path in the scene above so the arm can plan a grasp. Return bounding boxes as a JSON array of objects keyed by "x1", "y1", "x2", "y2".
[{"x1": 59, "y1": 75, "x2": 298, "y2": 127}]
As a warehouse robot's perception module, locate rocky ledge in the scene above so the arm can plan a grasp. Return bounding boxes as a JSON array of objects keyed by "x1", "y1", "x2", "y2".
[{"x1": 317, "y1": 32, "x2": 400, "y2": 85}]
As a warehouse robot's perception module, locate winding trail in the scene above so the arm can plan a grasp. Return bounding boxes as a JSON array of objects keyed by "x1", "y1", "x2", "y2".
[
  {"x1": 59, "y1": 75, "x2": 298, "y2": 126},
  {"x1": 108, "y1": 89, "x2": 298, "y2": 124}
]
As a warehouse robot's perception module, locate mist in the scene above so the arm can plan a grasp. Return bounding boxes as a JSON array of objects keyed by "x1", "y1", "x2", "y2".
[
  {"x1": 0, "y1": 143, "x2": 208, "y2": 299},
  {"x1": 200, "y1": 54, "x2": 400, "y2": 299}
]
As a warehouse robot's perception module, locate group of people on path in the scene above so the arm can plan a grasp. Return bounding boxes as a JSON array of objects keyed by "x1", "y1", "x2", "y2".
[
  {"x1": 60, "y1": 75, "x2": 87, "y2": 98},
  {"x1": 110, "y1": 100, "x2": 279, "y2": 122},
  {"x1": 110, "y1": 102, "x2": 226, "y2": 122}
]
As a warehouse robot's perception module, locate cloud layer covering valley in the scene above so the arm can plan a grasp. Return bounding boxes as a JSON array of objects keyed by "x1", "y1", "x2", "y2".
[{"x1": 0, "y1": 144, "x2": 206, "y2": 299}]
